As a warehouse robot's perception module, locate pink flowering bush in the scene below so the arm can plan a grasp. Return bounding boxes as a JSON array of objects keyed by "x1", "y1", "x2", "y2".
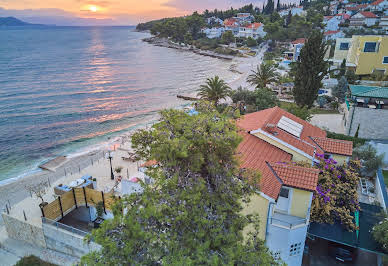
[{"x1": 310, "y1": 154, "x2": 361, "y2": 231}]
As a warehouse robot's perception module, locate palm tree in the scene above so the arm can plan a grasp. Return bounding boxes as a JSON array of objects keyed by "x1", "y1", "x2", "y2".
[
  {"x1": 197, "y1": 76, "x2": 231, "y2": 106},
  {"x1": 246, "y1": 62, "x2": 279, "y2": 89}
]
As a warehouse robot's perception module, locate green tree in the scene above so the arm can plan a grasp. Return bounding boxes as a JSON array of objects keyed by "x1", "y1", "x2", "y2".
[
  {"x1": 247, "y1": 62, "x2": 279, "y2": 88},
  {"x1": 246, "y1": 37, "x2": 257, "y2": 47},
  {"x1": 339, "y1": 59, "x2": 346, "y2": 77},
  {"x1": 293, "y1": 30, "x2": 329, "y2": 108},
  {"x1": 197, "y1": 76, "x2": 231, "y2": 106},
  {"x1": 345, "y1": 69, "x2": 358, "y2": 84},
  {"x1": 286, "y1": 10, "x2": 292, "y2": 27},
  {"x1": 231, "y1": 87, "x2": 256, "y2": 105},
  {"x1": 372, "y1": 215, "x2": 388, "y2": 253},
  {"x1": 353, "y1": 144, "x2": 385, "y2": 176},
  {"x1": 309, "y1": 157, "x2": 361, "y2": 231},
  {"x1": 333, "y1": 76, "x2": 348, "y2": 103},
  {"x1": 254, "y1": 88, "x2": 279, "y2": 110},
  {"x1": 282, "y1": 104, "x2": 312, "y2": 121},
  {"x1": 221, "y1": 30, "x2": 235, "y2": 44},
  {"x1": 81, "y1": 105, "x2": 277, "y2": 265}
]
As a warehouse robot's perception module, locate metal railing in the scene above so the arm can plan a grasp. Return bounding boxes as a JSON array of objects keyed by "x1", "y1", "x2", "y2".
[
  {"x1": 42, "y1": 217, "x2": 89, "y2": 237},
  {"x1": 270, "y1": 216, "x2": 307, "y2": 230}
]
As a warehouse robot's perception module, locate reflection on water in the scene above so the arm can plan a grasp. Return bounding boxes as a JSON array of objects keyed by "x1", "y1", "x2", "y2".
[{"x1": 0, "y1": 26, "x2": 238, "y2": 181}]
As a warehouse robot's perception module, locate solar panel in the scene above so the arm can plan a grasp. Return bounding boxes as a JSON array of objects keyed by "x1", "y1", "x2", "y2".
[{"x1": 277, "y1": 116, "x2": 304, "y2": 138}]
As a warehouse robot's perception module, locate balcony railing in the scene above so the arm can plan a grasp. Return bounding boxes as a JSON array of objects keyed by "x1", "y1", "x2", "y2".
[
  {"x1": 42, "y1": 217, "x2": 89, "y2": 237},
  {"x1": 270, "y1": 212, "x2": 307, "y2": 229}
]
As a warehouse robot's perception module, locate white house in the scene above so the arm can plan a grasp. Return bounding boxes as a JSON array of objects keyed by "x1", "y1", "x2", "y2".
[
  {"x1": 238, "y1": 22, "x2": 266, "y2": 39},
  {"x1": 235, "y1": 13, "x2": 255, "y2": 23},
  {"x1": 206, "y1": 16, "x2": 224, "y2": 26},
  {"x1": 224, "y1": 18, "x2": 240, "y2": 35},
  {"x1": 324, "y1": 16, "x2": 341, "y2": 31},
  {"x1": 291, "y1": 6, "x2": 305, "y2": 16},
  {"x1": 201, "y1": 27, "x2": 225, "y2": 39},
  {"x1": 350, "y1": 11, "x2": 379, "y2": 27},
  {"x1": 380, "y1": 16, "x2": 388, "y2": 33},
  {"x1": 324, "y1": 30, "x2": 345, "y2": 41},
  {"x1": 370, "y1": 0, "x2": 388, "y2": 11}
]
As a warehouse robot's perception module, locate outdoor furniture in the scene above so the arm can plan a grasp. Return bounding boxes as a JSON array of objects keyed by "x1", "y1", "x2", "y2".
[
  {"x1": 356, "y1": 99, "x2": 364, "y2": 107},
  {"x1": 54, "y1": 184, "x2": 71, "y2": 195},
  {"x1": 368, "y1": 104, "x2": 376, "y2": 109},
  {"x1": 69, "y1": 178, "x2": 85, "y2": 188}
]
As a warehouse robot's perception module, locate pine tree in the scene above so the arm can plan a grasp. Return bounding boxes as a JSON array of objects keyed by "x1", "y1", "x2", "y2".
[
  {"x1": 339, "y1": 59, "x2": 346, "y2": 78},
  {"x1": 277, "y1": 0, "x2": 281, "y2": 11},
  {"x1": 293, "y1": 30, "x2": 329, "y2": 108},
  {"x1": 333, "y1": 76, "x2": 348, "y2": 103},
  {"x1": 286, "y1": 10, "x2": 292, "y2": 27}
]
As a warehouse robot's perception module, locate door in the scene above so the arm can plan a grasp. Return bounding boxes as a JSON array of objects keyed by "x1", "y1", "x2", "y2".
[{"x1": 276, "y1": 187, "x2": 290, "y2": 213}]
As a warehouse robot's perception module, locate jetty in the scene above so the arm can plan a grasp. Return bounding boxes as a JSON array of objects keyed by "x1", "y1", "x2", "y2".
[{"x1": 39, "y1": 156, "x2": 67, "y2": 172}]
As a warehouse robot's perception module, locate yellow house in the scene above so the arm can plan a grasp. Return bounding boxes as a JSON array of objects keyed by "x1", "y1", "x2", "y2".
[
  {"x1": 236, "y1": 107, "x2": 353, "y2": 266},
  {"x1": 332, "y1": 35, "x2": 388, "y2": 75}
]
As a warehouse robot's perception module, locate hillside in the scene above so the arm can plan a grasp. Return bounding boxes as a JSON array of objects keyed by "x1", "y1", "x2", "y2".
[{"x1": 0, "y1": 17, "x2": 38, "y2": 26}]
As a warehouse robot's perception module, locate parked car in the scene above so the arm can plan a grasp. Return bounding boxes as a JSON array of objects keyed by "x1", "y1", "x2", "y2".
[{"x1": 328, "y1": 242, "x2": 357, "y2": 263}]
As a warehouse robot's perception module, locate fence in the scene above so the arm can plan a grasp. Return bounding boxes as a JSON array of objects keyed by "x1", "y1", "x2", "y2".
[
  {"x1": 41, "y1": 187, "x2": 118, "y2": 221},
  {"x1": 42, "y1": 217, "x2": 89, "y2": 237}
]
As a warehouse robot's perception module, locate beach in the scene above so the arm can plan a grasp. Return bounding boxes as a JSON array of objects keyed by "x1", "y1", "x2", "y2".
[{"x1": 0, "y1": 43, "x2": 265, "y2": 225}]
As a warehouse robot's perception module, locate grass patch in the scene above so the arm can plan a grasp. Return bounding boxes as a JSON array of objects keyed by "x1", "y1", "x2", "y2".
[
  {"x1": 15, "y1": 255, "x2": 56, "y2": 266},
  {"x1": 382, "y1": 170, "x2": 388, "y2": 187},
  {"x1": 278, "y1": 102, "x2": 340, "y2": 115}
]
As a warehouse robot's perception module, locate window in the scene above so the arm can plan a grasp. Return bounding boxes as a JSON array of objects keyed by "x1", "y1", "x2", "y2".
[
  {"x1": 364, "y1": 42, "x2": 377, "y2": 52},
  {"x1": 273, "y1": 251, "x2": 281, "y2": 261},
  {"x1": 279, "y1": 188, "x2": 289, "y2": 198},
  {"x1": 339, "y1": 42, "x2": 349, "y2": 50},
  {"x1": 289, "y1": 242, "x2": 302, "y2": 256},
  {"x1": 383, "y1": 57, "x2": 388, "y2": 64}
]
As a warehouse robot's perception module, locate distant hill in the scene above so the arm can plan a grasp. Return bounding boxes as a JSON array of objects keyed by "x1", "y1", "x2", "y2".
[{"x1": 0, "y1": 17, "x2": 42, "y2": 26}]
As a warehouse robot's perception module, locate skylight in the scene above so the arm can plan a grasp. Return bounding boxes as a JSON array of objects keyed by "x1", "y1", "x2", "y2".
[{"x1": 277, "y1": 116, "x2": 304, "y2": 138}]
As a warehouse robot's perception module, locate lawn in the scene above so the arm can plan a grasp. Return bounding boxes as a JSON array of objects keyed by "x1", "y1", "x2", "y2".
[{"x1": 382, "y1": 170, "x2": 388, "y2": 187}]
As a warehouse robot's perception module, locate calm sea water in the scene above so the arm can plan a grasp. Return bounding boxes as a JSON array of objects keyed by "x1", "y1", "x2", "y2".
[{"x1": 0, "y1": 26, "x2": 237, "y2": 181}]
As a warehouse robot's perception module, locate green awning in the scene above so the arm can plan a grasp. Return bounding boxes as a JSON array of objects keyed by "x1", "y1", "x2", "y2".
[
  {"x1": 350, "y1": 85, "x2": 388, "y2": 99},
  {"x1": 308, "y1": 203, "x2": 387, "y2": 255}
]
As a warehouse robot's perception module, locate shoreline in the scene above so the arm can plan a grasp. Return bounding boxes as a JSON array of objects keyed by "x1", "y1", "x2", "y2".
[{"x1": 0, "y1": 39, "x2": 263, "y2": 225}]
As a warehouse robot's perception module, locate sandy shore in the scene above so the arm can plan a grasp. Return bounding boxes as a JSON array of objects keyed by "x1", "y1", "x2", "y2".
[{"x1": 0, "y1": 43, "x2": 267, "y2": 225}]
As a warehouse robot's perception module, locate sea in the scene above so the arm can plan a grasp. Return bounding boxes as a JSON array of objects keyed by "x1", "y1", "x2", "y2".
[{"x1": 0, "y1": 26, "x2": 238, "y2": 182}]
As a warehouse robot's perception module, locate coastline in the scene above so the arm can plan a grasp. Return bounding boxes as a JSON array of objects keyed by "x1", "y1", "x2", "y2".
[{"x1": 0, "y1": 37, "x2": 264, "y2": 225}]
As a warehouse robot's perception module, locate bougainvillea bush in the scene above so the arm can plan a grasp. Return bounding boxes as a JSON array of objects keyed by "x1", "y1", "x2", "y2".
[{"x1": 310, "y1": 155, "x2": 361, "y2": 231}]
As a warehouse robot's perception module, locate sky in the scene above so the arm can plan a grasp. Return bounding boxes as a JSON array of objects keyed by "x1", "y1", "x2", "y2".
[{"x1": 0, "y1": 0, "x2": 294, "y2": 26}]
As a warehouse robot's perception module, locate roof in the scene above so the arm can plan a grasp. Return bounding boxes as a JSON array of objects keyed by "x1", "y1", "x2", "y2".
[
  {"x1": 336, "y1": 13, "x2": 351, "y2": 19},
  {"x1": 324, "y1": 30, "x2": 341, "y2": 35},
  {"x1": 269, "y1": 162, "x2": 320, "y2": 192},
  {"x1": 359, "y1": 11, "x2": 378, "y2": 18},
  {"x1": 350, "y1": 85, "x2": 388, "y2": 99},
  {"x1": 371, "y1": 0, "x2": 384, "y2": 5},
  {"x1": 140, "y1": 160, "x2": 158, "y2": 167},
  {"x1": 292, "y1": 38, "x2": 306, "y2": 44},
  {"x1": 245, "y1": 22, "x2": 263, "y2": 29},
  {"x1": 224, "y1": 18, "x2": 238, "y2": 26},
  {"x1": 310, "y1": 137, "x2": 353, "y2": 156},
  {"x1": 237, "y1": 131, "x2": 292, "y2": 199},
  {"x1": 238, "y1": 107, "x2": 327, "y2": 157}
]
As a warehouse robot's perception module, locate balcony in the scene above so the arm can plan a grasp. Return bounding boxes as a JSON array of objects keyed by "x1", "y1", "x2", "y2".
[{"x1": 270, "y1": 211, "x2": 307, "y2": 229}]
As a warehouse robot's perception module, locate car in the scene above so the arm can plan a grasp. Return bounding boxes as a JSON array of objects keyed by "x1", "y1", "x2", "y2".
[{"x1": 328, "y1": 242, "x2": 357, "y2": 263}]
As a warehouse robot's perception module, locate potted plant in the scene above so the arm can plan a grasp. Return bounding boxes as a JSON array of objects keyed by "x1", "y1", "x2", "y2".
[
  {"x1": 114, "y1": 166, "x2": 123, "y2": 175},
  {"x1": 92, "y1": 178, "x2": 97, "y2": 189},
  {"x1": 25, "y1": 181, "x2": 49, "y2": 208}
]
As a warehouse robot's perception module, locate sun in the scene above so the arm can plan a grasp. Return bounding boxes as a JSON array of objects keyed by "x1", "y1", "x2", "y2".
[{"x1": 89, "y1": 5, "x2": 98, "y2": 12}]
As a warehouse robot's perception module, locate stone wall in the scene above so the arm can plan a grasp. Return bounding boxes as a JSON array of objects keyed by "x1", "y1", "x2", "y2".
[
  {"x1": 347, "y1": 107, "x2": 388, "y2": 139},
  {"x1": 42, "y1": 222, "x2": 100, "y2": 258},
  {"x1": 2, "y1": 213, "x2": 46, "y2": 248}
]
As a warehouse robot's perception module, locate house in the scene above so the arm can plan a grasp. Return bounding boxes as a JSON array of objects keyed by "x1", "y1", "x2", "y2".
[
  {"x1": 380, "y1": 16, "x2": 388, "y2": 33},
  {"x1": 206, "y1": 16, "x2": 224, "y2": 26},
  {"x1": 324, "y1": 16, "x2": 341, "y2": 31},
  {"x1": 332, "y1": 35, "x2": 388, "y2": 75},
  {"x1": 290, "y1": 6, "x2": 305, "y2": 16},
  {"x1": 224, "y1": 18, "x2": 240, "y2": 35},
  {"x1": 201, "y1": 27, "x2": 225, "y2": 39},
  {"x1": 291, "y1": 38, "x2": 306, "y2": 61},
  {"x1": 237, "y1": 22, "x2": 266, "y2": 39},
  {"x1": 237, "y1": 107, "x2": 353, "y2": 266},
  {"x1": 235, "y1": 13, "x2": 255, "y2": 23},
  {"x1": 345, "y1": 4, "x2": 368, "y2": 16},
  {"x1": 350, "y1": 11, "x2": 379, "y2": 27},
  {"x1": 345, "y1": 85, "x2": 388, "y2": 139},
  {"x1": 370, "y1": 0, "x2": 388, "y2": 11},
  {"x1": 324, "y1": 30, "x2": 344, "y2": 41}
]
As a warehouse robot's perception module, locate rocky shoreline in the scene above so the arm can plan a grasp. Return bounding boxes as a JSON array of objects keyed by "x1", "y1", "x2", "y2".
[{"x1": 142, "y1": 36, "x2": 235, "y2": 60}]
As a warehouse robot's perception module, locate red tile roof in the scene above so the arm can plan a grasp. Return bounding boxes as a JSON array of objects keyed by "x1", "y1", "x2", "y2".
[
  {"x1": 310, "y1": 137, "x2": 353, "y2": 156},
  {"x1": 371, "y1": 0, "x2": 384, "y2": 6},
  {"x1": 336, "y1": 13, "x2": 351, "y2": 20},
  {"x1": 224, "y1": 18, "x2": 238, "y2": 26},
  {"x1": 324, "y1": 30, "x2": 341, "y2": 35},
  {"x1": 237, "y1": 131, "x2": 292, "y2": 199},
  {"x1": 246, "y1": 22, "x2": 263, "y2": 29},
  {"x1": 269, "y1": 162, "x2": 320, "y2": 192},
  {"x1": 292, "y1": 38, "x2": 306, "y2": 44},
  {"x1": 359, "y1": 11, "x2": 378, "y2": 18}
]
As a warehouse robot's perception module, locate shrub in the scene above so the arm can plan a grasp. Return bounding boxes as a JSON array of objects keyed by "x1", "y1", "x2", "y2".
[
  {"x1": 16, "y1": 256, "x2": 56, "y2": 266},
  {"x1": 372, "y1": 216, "x2": 388, "y2": 252},
  {"x1": 352, "y1": 144, "x2": 384, "y2": 176},
  {"x1": 326, "y1": 131, "x2": 367, "y2": 147}
]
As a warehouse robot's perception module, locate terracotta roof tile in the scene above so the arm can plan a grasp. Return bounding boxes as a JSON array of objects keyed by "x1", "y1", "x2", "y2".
[
  {"x1": 237, "y1": 131, "x2": 292, "y2": 199},
  {"x1": 371, "y1": 0, "x2": 384, "y2": 5},
  {"x1": 292, "y1": 38, "x2": 306, "y2": 44},
  {"x1": 310, "y1": 137, "x2": 353, "y2": 156},
  {"x1": 359, "y1": 11, "x2": 378, "y2": 18},
  {"x1": 269, "y1": 162, "x2": 320, "y2": 192}
]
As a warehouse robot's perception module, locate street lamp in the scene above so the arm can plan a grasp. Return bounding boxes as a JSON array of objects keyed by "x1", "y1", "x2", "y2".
[{"x1": 106, "y1": 151, "x2": 115, "y2": 180}]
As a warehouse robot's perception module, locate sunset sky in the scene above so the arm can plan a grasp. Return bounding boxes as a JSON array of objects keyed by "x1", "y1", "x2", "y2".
[{"x1": 0, "y1": 0, "x2": 290, "y2": 25}]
